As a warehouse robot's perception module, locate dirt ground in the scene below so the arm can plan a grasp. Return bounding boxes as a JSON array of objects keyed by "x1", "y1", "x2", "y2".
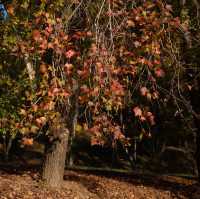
[{"x1": 0, "y1": 169, "x2": 199, "y2": 199}]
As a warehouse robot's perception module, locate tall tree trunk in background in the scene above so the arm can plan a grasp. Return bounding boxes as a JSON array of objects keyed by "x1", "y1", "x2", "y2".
[
  {"x1": 179, "y1": 0, "x2": 200, "y2": 179},
  {"x1": 194, "y1": 117, "x2": 200, "y2": 181},
  {"x1": 66, "y1": 86, "x2": 79, "y2": 166},
  {"x1": 4, "y1": 134, "x2": 13, "y2": 161},
  {"x1": 42, "y1": 118, "x2": 69, "y2": 188},
  {"x1": 190, "y1": 78, "x2": 200, "y2": 180}
]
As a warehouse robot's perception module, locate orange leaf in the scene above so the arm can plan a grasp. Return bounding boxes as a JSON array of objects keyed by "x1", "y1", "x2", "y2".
[{"x1": 22, "y1": 138, "x2": 33, "y2": 146}]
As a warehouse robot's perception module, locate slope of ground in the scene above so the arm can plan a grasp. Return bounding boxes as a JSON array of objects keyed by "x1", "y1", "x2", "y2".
[{"x1": 0, "y1": 169, "x2": 199, "y2": 199}]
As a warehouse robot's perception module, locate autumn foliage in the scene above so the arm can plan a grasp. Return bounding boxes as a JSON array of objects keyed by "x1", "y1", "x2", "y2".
[
  {"x1": 0, "y1": 0, "x2": 181, "y2": 147},
  {"x1": 2, "y1": 0, "x2": 196, "y2": 188}
]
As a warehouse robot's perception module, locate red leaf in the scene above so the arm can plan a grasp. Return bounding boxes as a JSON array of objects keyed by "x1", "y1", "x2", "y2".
[
  {"x1": 155, "y1": 68, "x2": 165, "y2": 77},
  {"x1": 133, "y1": 106, "x2": 142, "y2": 117},
  {"x1": 140, "y1": 87, "x2": 148, "y2": 96},
  {"x1": 65, "y1": 50, "x2": 76, "y2": 58},
  {"x1": 32, "y1": 30, "x2": 41, "y2": 41}
]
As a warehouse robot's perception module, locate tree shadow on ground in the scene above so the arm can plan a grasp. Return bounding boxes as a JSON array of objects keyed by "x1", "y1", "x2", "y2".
[
  {"x1": 64, "y1": 169, "x2": 200, "y2": 199},
  {"x1": 0, "y1": 153, "x2": 199, "y2": 199},
  {"x1": 64, "y1": 172, "x2": 108, "y2": 198}
]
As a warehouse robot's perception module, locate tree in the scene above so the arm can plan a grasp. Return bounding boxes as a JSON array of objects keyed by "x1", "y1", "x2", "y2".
[
  {"x1": 165, "y1": 0, "x2": 200, "y2": 179},
  {"x1": 0, "y1": 0, "x2": 179, "y2": 188}
]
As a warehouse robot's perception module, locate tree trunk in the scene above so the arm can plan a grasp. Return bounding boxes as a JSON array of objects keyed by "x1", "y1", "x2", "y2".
[
  {"x1": 42, "y1": 120, "x2": 69, "y2": 188},
  {"x1": 67, "y1": 96, "x2": 78, "y2": 166},
  {"x1": 66, "y1": 83, "x2": 79, "y2": 166},
  {"x1": 194, "y1": 117, "x2": 200, "y2": 181},
  {"x1": 4, "y1": 135, "x2": 13, "y2": 161},
  {"x1": 190, "y1": 78, "x2": 200, "y2": 180}
]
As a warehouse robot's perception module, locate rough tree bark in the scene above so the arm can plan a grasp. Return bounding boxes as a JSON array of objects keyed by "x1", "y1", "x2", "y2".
[{"x1": 42, "y1": 118, "x2": 69, "y2": 188}]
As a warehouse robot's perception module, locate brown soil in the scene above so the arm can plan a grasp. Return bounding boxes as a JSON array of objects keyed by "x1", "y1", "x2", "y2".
[{"x1": 0, "y1": 170, "x2": 199, "y2": 199}]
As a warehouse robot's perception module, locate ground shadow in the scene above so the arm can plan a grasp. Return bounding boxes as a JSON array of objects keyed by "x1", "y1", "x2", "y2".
[{"x1": 64, "y1": 169, "x2": 199, "y2": 199}]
